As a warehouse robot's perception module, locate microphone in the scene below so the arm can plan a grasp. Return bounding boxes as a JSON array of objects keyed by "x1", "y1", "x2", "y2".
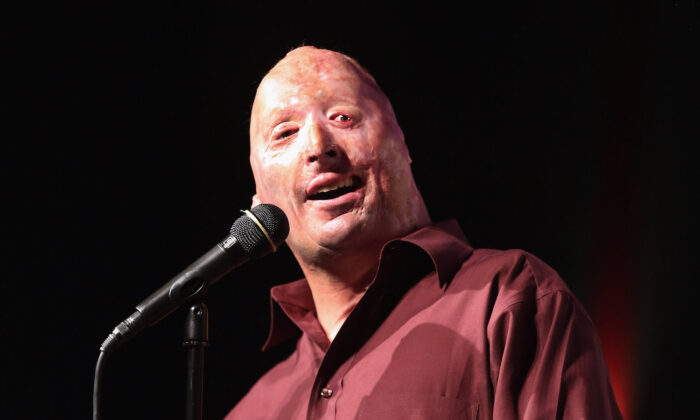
[{"x1": 99, "y1": 203, "x2": 289, "y2": 355}]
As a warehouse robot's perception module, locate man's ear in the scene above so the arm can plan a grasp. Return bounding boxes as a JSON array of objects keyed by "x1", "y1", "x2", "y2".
[{"x1": 251, "y1": 194, "x2": 261, "y2": 209}]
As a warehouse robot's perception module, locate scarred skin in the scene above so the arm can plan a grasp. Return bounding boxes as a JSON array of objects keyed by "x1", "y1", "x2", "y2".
[{"x1": 249, "y1": 46, "x2": 431, "y2": 340}]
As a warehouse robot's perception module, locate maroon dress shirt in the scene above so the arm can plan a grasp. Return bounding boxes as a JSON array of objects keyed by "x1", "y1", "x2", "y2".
[{"x1": 226, "y1": 220, "x2": 622, "y2": 419}]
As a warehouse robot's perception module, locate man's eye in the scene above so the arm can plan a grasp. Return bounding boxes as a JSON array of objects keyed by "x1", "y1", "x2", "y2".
[
  {"x1": 330, "y1": 113, "x2": 352, "y2": 124},
  {"x1": 273, "y1": 127, "x2": 299, "y2": 140}
]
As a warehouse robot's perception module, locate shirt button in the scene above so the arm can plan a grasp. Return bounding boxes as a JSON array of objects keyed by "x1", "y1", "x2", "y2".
[{"x1": 320, "y1": 387, "x2": 333, "y2": 398}]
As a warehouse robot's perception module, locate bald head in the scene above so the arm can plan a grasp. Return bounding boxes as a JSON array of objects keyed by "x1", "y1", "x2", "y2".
[
  {"x1": 266, "y1": 46, "x2": 378, "y2": 86},
  {"x1": 250, "y1": 46, "x2": 397, "y2": 142}
]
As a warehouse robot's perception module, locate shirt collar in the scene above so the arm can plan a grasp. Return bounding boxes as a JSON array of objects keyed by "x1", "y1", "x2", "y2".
[
  {"x1": 392, "y1": 219, "x2": 473, "y2": 288},
  {"x1": 261, "y1": 219, "x2": 473, "y2": 350}
]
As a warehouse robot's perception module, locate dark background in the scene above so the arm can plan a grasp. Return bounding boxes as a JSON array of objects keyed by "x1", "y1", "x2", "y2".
[{"x1": 5, "y1": 1, "x2": 697, "y2": 419}]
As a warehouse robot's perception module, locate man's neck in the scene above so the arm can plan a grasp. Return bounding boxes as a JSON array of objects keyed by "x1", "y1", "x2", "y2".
[
  {"x1": 293, "y1": 210, "x2": 433, "y2": 343},
  {"x1": 299, "y1": 251, "x2": 379, "y2": 343}
]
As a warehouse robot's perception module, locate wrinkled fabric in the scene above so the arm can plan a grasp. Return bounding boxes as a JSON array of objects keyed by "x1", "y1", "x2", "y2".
[{"x1": 226, "y1": 220, "x2": 622, "y2": 420}]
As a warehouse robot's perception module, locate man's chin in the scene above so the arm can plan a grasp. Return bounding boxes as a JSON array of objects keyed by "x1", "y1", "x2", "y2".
[{"x1": 312, "y1": 213, "x2": 366, "y2": 247}]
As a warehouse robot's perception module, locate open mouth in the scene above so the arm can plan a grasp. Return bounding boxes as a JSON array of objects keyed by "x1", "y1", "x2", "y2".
[{"x1": 308, "y1": 176, "x2": 362, "y2": 201}]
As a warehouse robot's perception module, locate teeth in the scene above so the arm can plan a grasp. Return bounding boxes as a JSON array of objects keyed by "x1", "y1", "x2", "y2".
[{"x1": 316, "y1": 177, "x2": 353, "y2": 194}]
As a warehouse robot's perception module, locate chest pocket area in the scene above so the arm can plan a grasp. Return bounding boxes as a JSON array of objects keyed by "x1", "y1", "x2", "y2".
[{"x1": 355, "y1": 394, "x2": 478, "y2": 420}]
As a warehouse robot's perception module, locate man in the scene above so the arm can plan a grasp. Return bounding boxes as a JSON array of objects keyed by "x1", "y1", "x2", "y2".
[{"x1": 226, "y1": 46, "x2": 621, "y2": 419}]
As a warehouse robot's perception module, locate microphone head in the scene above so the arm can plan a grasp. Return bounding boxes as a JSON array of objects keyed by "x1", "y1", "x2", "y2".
[{"x1": 230, "y1": 204, "x2": 289, "y2": 258}]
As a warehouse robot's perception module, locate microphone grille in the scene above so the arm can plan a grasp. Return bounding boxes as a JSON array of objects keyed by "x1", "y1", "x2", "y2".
[{"x1": 230, "y1": 204, "x2": 289, "y2": 258}]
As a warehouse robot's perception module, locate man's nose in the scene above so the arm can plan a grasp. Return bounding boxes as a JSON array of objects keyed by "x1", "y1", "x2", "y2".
[{"x1": 305, "y1": 121, "x2": 338, "y2": 164}]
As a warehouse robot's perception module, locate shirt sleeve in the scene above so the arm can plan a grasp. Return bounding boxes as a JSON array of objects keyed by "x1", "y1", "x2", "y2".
[{"x1": 487, "y1": 286, "x2": 622, "y2": 419}]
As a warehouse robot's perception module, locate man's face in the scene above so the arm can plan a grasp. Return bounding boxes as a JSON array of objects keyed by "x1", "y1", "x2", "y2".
[{"x1": 249, "y1": 49, "x2": 422, "y2": 263}]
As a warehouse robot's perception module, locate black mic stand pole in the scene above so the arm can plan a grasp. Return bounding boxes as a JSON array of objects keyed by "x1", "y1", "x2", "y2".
[{"x1": 183, "y1": 302, "x2": 209, "y2": 420}]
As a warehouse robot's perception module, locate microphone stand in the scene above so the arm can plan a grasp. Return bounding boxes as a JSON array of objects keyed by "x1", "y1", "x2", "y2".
[
  {"x1": 183, "y1": 303, "x2": 209, "y2": 420},
  {"x1": 94, "y1": 204, "x2": 288, "y2": 419}
]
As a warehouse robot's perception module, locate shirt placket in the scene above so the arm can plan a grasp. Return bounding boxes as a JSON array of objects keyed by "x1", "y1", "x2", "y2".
[
  {"x1": 305, "y1": 242, "x2": 434, "y2": 420},
  {"x1": 306, "y1": 348, "x2": 342, "y2": 419},
  {"x1": 307, "y1": 352, "x2": 358, "y2": 419}
]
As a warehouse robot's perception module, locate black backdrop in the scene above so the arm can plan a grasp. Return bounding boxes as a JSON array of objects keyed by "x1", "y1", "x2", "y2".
[{"x1": 5, "y1": 2, "x2": 696, "y2": 419}]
